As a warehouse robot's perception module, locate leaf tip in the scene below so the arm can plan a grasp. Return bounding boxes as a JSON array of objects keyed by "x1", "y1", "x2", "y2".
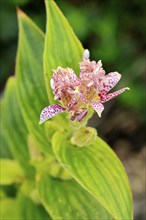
[
  {"x1": 16, "y1": 7, "x2": 28, "y2": 20},
  {"x1": 17, "y1": 7, "x2": 24, "y2": 16}
]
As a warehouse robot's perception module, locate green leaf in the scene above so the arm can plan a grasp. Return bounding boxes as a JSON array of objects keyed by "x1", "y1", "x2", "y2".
[
  {"x1": 18, "y1": 193, "x2": 51, "y2": 220},
  {"x1": 16, "y1": 9, "x2": 52, "y2": 154},
  {"x1": 0, "y1": 198, "x2": 20, "y2": 219},
  {"x1": 1, "y1": 193, "x2": 51, "y2": 220},
  {"x1": 0, "y1": 133, "x2": 12, "y2": 159},
  {"x1": 0, "y1": 159, "x2": 24, "y2": 185},
  {"x1": 52, "y1": 131, "x2": 133, "y2": 220},
  {"x1": 0, "y1": 101, "x2": 12, "y2": 159},
  {"x1": 38, "y1": 174, "x2": 113, "y2": 219},
  {"x1": 44, "y1": 0, "x2": 84, "y2": 104},
  {"x1": 1, "y1": 77, "x2": 34, "y2": 175}
]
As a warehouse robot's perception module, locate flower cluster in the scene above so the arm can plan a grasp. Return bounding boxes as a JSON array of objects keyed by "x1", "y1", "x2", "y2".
[{"x1": 39, "y1": 49, "x2": 129, "y2": 124}]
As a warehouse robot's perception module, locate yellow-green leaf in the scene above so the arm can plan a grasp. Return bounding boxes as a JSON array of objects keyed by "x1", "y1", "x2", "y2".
[
  {"x1": 1, "y1": 194, "x2": 51, "y2": 220},
  {"x1": 0, "y1": 100, "x2": 12, "y2": 159},
  {"x1": 52, "y1": 131, "x2": 133, "y2": 220},
  {"x1": 0, "y1": 159, "x2": 24, "y2": 185},
  {"x1": 38, "y1": 174, "x2": 113, "y2": 219},
  {"x1": 18, "y1": 192, "x2": 51, "y2": 220},
  {"x1": 16, "y1": 9, "x2": 52, "y2": 154},
  {"x1": 1, "y1": 77, "x2": 34, "y2": 175},
  {"x1": 44, "y1": 0, "x2": 84, "y2": 104},
  {"x1": 0, "y1": 198, "x2": 20, "y2": 219}
]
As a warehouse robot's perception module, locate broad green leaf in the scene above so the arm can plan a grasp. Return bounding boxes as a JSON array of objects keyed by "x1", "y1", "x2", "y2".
[
  {"x1": 44, "y1": 0, "x2": 84, "y2": 104},
  {"x1": 16, "y1": 9, "x2": 52, "y2": 154},
  {"x1": 0, "y1": 198, "x2": 20, "y2": 219},
  {"x1": 0, "y1": 102, "x2": 12, "y2": 159},
  {"x1": 0, "y1": 100, "x2": 12, "y2": 159},
  {"x1": 0, "y1": 159, "x2": 24, "y2": 185},
  {"x1": 52, "y1": 131, "x2": 133, "y2": 220},
  {"x1": 18, "y1": 192, "x2": 51, "y2": 220},
  {"x1": 38, "y1": 174, "x2": 113, "y2": 219},
  {"x1": 1, "y1": 77, "x2": 34, "y2": 176},
  {"x1": 0, "y1": 134, "x2": 12, "y2": 159},
  {"x1": 1, "y1": 194, "x2": 51, "y2": 220}
]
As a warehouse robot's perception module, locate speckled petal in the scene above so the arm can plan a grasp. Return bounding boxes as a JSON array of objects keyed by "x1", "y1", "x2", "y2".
[
  {"x1": 99, "y1": 72, "x2": 121, "y2": 94},
  {"x1": 79, "y1": 93, "x2": 88, "y2": 104},
  {"x1": 39, "y1": 104, "x2": 66, "y2": 124},
  {"x1": 100, "y1": 87, "x2": 130, "y2": 103},
  {"x1": 51, "y1": 67, "x2": 80, "y2": 101},
  {"x1": 90, "y1": 101, "x2": 104, "y2": 117}
]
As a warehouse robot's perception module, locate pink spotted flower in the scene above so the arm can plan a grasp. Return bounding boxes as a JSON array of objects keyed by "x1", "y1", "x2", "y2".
[{"x1": 39, "y1": 49, "x2": 129, "y2": 124}]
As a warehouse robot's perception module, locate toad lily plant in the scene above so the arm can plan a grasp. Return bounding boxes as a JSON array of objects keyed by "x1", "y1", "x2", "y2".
[
  {"x1": 1, "y1": 1, "x2": 133, "y2": 220},
  {"x1": 40, "y1": 49, "x2": 129, "y2": 124}
]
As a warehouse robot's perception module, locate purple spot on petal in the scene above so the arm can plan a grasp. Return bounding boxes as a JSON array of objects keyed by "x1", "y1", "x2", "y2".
[{"x1": 39, "y1": 104, "x2": 66, "y2": 124}]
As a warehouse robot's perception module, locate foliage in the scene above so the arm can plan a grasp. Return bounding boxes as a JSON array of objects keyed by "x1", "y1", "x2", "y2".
[{"x1": 1, "y1": 1, "x2": 133, "y2": 219}]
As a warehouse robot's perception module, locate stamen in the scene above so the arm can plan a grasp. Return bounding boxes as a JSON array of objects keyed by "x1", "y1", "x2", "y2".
[{"x1": 77, "y1": 109, "x2": 88, "y2": 122}]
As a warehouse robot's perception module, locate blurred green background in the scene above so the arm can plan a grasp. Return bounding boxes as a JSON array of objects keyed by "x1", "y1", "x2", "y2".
[{"x1": 0, "y1": 0, "x2": 145, "y2": 219}]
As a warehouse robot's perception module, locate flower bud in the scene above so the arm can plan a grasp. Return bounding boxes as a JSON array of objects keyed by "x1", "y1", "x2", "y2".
[{"x1": 71, "y1": 127, "x2": 97, "y2": 148}]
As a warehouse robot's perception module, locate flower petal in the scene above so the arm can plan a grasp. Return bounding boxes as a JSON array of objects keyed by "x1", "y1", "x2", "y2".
[
  {"x1": 80, "y1": 57, "x2": 105, "y2": 91},
  {"x1": 90, "y1": 101, "x2": 104, "y2": 117},
  {"x1": 39, "y1": 104, "x2": 66, "y2": 124},
  {"x1": 79, "y1": 93, "x2": 88, "y2": 104},
  {"x1": 99, "y1": 72, "x2": 121, "y2": 94},
  {"x1": 51, "y1": 67, "x2": 80, "y2": 100},
  {"x1": 82, "y1": 49, "x2": 90, "y2": 60},
  {"x1": 100, "y1": 87, "x2": 130, "y2": 103}
]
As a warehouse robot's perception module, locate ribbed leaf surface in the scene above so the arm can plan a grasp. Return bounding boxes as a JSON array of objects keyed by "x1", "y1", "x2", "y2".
[
  {"x1": 53, "y1": 131, "x2": 133, "y2": 220},
  {"x1": 0, "y1": 101, "x2": 12, "y2": 159},
  {"x1": 16, "y1": 9, "x2": 52, "y2": 154},
  {"x1": 38, "y1": 174, "x2": 113, "y2": 219},
  {"x1": 18, "y1": 193, "x2": 51, "y2": 220},
  {"x1": 1, "y1": 77, "x2": 33, "y2": 175}
]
